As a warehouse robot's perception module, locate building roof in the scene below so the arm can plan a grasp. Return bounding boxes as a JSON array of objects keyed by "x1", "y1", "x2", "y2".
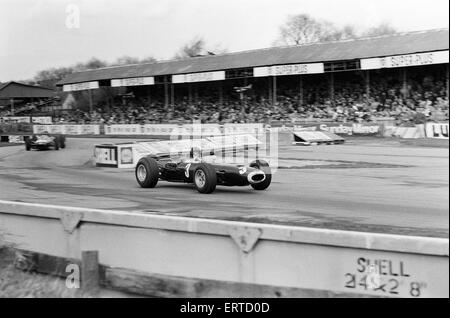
[
  {"x1": 0, "y1": 81, "x2": 55, "y2": 99},
  {"x1": 57, "y1": 28, "x2": 449, "y2": 86}
]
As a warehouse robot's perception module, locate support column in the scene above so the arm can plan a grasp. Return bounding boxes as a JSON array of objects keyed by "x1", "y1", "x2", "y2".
[
  {"x1": 329, "y1": 73, "x2": 335, "y2": 105},
  {"x1": 268, "y1": 77, "x2": 272, "y2": 102},
  {"x1": 10, "y1": 98, "x2": 14, "y2": 116},
  {"x1": 164, "y1": 82, "x2": 169, "y2": 109},
  {"x1": 106, "y1": 88, "x2": 112, "y2": 113},
  {"x1": 188, "y1": 83, "x2": 192, "y2": 103},
  {"x1": 272, "y1": 76, "x2": 277, "y2": 106},
  {"x1": 170, "y1": 83, "x2": 175, "y2": 106},
  {"x1": 147, "y1": 86, "x2": 152, "y2": 106},
  {"x1": 299, "y1": 76, "x2": 304, "y2": 106},
  {"x1": 194, "y1": 83, "x2": 198, "y2": 103},
  {"x1": 446, "y1": 64, "x2": 449, "y2": 100},
  {"x1": 365, "y1": 70, "x2": 371, "y2": 99},
  {"x1": 402, "y1": 68, "x2": 408, "y2": 99},
  {"x1": 219, "y1": 82, "x2": 223, "y2": 106},
  {"x1": 88, "y1": 89, "x2": 93, "y2": 112}
]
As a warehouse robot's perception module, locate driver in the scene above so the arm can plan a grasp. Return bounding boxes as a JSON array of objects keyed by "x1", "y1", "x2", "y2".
[{"x1": 178, "y1": 147, "x2": 217, "y2": 164}]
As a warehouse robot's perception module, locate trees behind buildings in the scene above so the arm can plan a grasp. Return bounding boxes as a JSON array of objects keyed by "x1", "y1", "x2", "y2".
[
  {"x1": 275, "y1": 14, "x2": 398, "y2": 46},
  {"x1": 29, "y1": 14, "x2": 399, "y2": 89}
]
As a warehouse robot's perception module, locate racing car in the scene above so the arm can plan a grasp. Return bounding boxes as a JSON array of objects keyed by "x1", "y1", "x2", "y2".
[
  {"x1": 24, "y1": 134, "x2": 66, "y2": 151},
  {"x1": 135, "y1": 149, "x2": 272, "y2": 194}
]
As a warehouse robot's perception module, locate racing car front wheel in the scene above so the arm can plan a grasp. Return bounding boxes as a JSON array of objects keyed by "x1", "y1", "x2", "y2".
[
  {"x1": 250, "y1": 160, "x2": 272, "y2": 191},
  {"x1": 135, "y1": 157, "x2": 159, "y2": 188},
  {"x1": 194, "y1": 164, "x2": 217, "y2": 194}
]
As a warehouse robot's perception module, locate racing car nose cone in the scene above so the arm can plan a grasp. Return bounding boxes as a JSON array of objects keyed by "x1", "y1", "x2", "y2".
[{"x1": 247, "y1": 170, "x2": 266, "y2": 184}]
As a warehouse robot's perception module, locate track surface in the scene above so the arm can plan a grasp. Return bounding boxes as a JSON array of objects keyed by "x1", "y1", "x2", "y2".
[{"x1": 0, "y1": 137, "x2": 448, "y2": 237}]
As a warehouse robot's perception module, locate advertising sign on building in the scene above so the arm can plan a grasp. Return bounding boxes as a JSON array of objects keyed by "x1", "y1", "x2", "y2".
[
  {"x1": 172, "y1": 71, "x2": 226, "y2": 83},
  {"x1": 361, "y1": 50, "x2": 449, "y2": 70},
  {"x1": 254, "y1": 63, "x2": 324, "y2": 77},
  {"x1": 63, "y1": 81, "x2": 99, "y2": 92},
  {"x1": 111, "y1": 77, "x2": 154, "y2": 87}
]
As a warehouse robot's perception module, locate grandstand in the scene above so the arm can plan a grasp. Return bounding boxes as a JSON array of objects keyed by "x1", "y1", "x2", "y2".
[
  {"x1": 54, "y1": 29, "x2": 449, "y2": 126},
  {"x1": 0, "y1": 81, "x2": 55, "y2": 116}
]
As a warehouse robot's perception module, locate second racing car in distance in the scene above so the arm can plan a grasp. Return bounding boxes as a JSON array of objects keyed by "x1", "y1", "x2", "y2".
[
  {"x1": 24, "y1": 134, "x2": 66, "y2": 151},
  {"x1": 135, "y1": 149, "x2": 272, "y2": 194}
]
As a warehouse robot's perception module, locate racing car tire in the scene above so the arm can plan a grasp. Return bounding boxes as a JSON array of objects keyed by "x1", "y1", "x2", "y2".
[
  {"x1": 24, "y1": 137, "x2": 31, "y2": 151},
  {"x1": 135, "y1": 157, "x2": 159, "y2": 188},
  {"x1": 60, "y1": 137, "x2": 66, "y2": 149},
  {"x1": 193, "y1": 164, "x2": 217, "y2": 194},
  {"x1": 249, "y1": 160, "x2": 272, "y2": 191}
]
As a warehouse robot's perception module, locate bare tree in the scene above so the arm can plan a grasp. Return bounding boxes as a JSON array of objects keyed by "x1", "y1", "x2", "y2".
[
  {"x1": 362, "y1": 22, "x2": 398, "y2": 37},
  {"x1": 174, "y1": 37, "x2": 227, "y2": 59},
  {"x1": 341, "y1": 25, "x2": 359, "y2": 39},
  {"x1": 34, "y1": 67, "x2": 74, "y2": 88},
  {"x1": 74, "y1": 57, "x2": 108, "y2": 71},
  {"x1": 276, "y1": 14, "x2": 399, "y2": 46},
  {"x1": 321, "y1": 24, "x2": 361, "y2": 42},
  {"x1": 140, "y1": 56, "x2": 158, "y2": 63},
  {"x1": 113, "y1": 56, "x2": 141, "y2": 66},
  {"x1": 276, "y1": 14, "x2": 327, "y2": 45},
  {"x1": 174, "y1": 36, "x2": 206, "y2": 59}
]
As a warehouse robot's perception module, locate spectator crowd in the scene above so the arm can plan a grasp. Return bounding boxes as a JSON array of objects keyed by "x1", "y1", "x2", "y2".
[{"x1": 3, "y1": 72, "x2": 448, "y2": 126}]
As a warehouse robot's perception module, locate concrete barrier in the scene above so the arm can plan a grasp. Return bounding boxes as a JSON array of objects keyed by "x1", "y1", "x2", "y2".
[{"x1": 0, "y1": 200, "x2": 448, "y2": 298}]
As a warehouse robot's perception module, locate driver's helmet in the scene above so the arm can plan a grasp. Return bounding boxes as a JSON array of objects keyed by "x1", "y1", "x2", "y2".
[{"x1": 190, "y1": 147, "x2": 202, "y2": 161}]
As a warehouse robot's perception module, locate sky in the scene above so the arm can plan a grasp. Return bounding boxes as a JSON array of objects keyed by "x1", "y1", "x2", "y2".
[{"x1": 0, "y1": 0, "x2": 449, "y2": 82}]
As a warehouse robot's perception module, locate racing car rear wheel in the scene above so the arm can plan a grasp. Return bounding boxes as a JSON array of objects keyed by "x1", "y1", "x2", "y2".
[
  {"x1": 60, "y1": 138, "x2": 66, "y2": 149},
  {"x1": 194, "y1": 164, "x2": 217, "y2": 194},
  {"x1": 135, "y1": 157, "x2": 159, "y2": 188},
  {"x1": 250, "y1": 160, "x2": 272, "y2": 191}
]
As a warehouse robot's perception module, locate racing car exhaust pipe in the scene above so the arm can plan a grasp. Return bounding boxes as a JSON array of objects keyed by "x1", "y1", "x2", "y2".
[{"x1": 247, "y1": 170, "x2": 266, "y2": 184}]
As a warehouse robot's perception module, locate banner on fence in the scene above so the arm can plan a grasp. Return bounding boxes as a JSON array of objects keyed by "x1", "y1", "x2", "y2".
[
  {"x1": 141, "y1": 124, "x2": 178, "y2": 136},
  {"x1": 33, "y1": 125, "x2": 100, "y2": 135},
  {"x1": 1, "y1": 117, "x2": 29, "y2": 123},
  {"x1": 223, "y1": 123, "x2": 265, "y2": 136},
  {"x1": 104, "y1": 124, "x2": 142, "y2": 135},
  {"x1": 31, "y1": 117, "x2": 53, "y2": 124},
  {"x1": 294, "y1": 122, "x2": 381, "y2": 136},
  {"x1": 103, "y1": 124, "x2": 266, "y2": 137},
  {"x1": 172, "y1": 124, "x2": 222, "y2": 137},
  {"x1": 425, "y1": 123, "x2": 449, "y2": 139},
  {"x1": 1, "y1": 116, "x2": 52, "y2": 124}
]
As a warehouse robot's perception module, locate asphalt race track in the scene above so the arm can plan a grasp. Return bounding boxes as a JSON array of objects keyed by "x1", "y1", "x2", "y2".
[{"x1": 0, "y1": 137, "x2": 448, "y2": 238}]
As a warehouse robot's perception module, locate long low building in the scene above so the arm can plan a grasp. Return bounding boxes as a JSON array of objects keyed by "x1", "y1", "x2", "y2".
[
  {"x1": 0, "y1": 81, "x2": 55, "y2": 115},
  {"x1": 56, "y1": 29, "x2": 449, "y2": 109}
]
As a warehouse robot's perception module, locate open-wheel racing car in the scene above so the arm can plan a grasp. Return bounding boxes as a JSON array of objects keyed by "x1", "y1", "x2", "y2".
[
  {"x1": 24, "y1": 134, "x2": 66, "y2": 151},
  {"x1": 135, "y1": 150, "x2": 272, "y2": 194}
]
